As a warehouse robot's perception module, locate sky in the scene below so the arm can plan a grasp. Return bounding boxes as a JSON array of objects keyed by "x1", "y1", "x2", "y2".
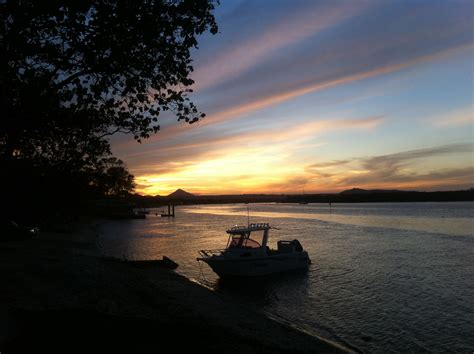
[{"x1": 111, "y1": 0, "x2": 473, "y2": 196}]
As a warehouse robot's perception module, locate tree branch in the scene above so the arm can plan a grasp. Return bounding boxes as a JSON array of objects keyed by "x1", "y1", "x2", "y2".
[{"x1": 54, "y1": 69, "x2": 93, "y2": 89}]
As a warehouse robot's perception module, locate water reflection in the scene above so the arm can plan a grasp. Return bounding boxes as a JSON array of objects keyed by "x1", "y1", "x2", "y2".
[
  {"x1": 98, "y1": 202, "x2": 474, "y2": 352},
  {"x1": 215, "y1": 269, "x2": 311, "y2": 307}
]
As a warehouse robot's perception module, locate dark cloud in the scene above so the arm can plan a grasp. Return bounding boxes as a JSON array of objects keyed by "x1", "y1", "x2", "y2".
[
  {"x1": 262, "y1": 176, "x2": 312, "y2": 192},
  {"x1": 307, "y1": 160, "x2": 351, "y2": 169},
  {"x1": 362, "y1": 143, "x2": 472, "y2": 174},
  {"x1": 338, "y1": 143, "x2": 473, "y2": 187}
]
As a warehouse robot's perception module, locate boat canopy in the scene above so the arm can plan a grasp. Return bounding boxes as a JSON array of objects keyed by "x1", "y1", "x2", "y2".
[
  {"x1": 228, "y1": 236, "x2": 261, "y2": 249},
  {"x1": 226, "y1": 223, "x2": 271, "y2": 234}
]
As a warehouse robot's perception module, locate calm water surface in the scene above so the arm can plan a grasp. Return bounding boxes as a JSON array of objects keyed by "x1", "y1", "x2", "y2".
[{"x1": 99, "y1": 202, "x2": 474, "y2": 353}]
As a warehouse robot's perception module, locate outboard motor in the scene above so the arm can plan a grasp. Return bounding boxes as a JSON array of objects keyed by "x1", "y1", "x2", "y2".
[
  {"x1": 292, "y1": 239, "x2": 303, "y2": 252},
  {"x1": 277, "y1": 239, "x2": 304, "y2": 253}
]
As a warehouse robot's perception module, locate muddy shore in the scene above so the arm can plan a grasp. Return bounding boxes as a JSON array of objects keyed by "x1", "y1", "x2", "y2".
[{"x1": 0, "y1": 221, "x2": 351, "y2": 353}]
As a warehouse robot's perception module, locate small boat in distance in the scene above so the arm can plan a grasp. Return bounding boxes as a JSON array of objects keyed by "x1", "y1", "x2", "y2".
[
  {"x1": 299, "y1": 187, "x2": 308, "y2": 204},
  {"x1": 197, "y1": 223, "x2": 311, "y2": 278}
]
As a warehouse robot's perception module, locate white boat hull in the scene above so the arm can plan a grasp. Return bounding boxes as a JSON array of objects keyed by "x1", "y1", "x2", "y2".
[{"x1": 203, "y1": 252, "x2": 311, "y2": 278}]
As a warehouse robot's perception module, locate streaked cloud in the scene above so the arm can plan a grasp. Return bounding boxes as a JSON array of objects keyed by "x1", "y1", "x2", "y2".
[
  {"x1": 305, "y1": 143, "x2": 473, "y2": 191},
  {"x1": 359, "y1": 143, "x2": 472, "y2": 172},
  {"x1": 126, "y1": 115, "x2": 382, "y2": 162},
  {"x1": 199, "y1": 43, "x2": 473, "y2": 128},
  {"x1": 110, "y1": 1, "x2": 473, "y2": 195},
  {"x1": 114, "y1": 34, "x2": 472, "y2": 152},
  {"x1": 433, "y1": 106, "x2": 473, "y2": 127},
  {"x1": 191, "y1": 1, "x2": 368, "y2": 91},
  {"x1": 307, "y1": 160, "x2": 351, "y2": 169},
  {"x1": 131, "y1": 115, "x2": 384, "y2": 194},
  {"x1": 127, "y1": 42, "x2": 472, "y2": 150}
]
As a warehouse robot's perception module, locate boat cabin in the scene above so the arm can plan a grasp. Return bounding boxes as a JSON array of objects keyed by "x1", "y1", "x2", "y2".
[{"x1": 226, "y1": 223, "x2": 271, "y2": 250}]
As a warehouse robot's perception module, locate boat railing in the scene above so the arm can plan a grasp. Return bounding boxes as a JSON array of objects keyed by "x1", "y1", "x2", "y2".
[
  {"x1": 227, "y1": 223, "x2": 271, "y2": 233},
  {"x1": 249, "y1": 223, "x2": 270, "y2": 229},
  {"x1": 198, "y1": 249, "x2": 227, "y2": 259}
]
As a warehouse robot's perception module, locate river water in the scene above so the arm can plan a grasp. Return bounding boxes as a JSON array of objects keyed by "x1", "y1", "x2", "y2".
[{"x1": 98, "y1": 202, "x2": 474, "y2": 352}]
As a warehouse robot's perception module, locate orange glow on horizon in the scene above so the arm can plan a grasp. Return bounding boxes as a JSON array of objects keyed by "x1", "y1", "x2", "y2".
[{"x1": 120, "y1": 28, "x2": 473, "y2": 197}]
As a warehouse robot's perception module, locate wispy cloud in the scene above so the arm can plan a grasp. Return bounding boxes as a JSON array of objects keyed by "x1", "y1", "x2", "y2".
[
  {"x1": 131, "y1": 115, "x2": 384, "y2": 194},
  {"x1": 133, "y1": 141, "x2": 472, "y2": 195},
  {"x1": 433, "y1": 106, "x2": 473, "y2": 127},
  {"x1": 307, "y1": 160, "x2": 351, "y2": 169},
  {"x1": 192, "y1": 1, "x2": 368, "y2": 91},
  {"x1": 123, "y1": 115, "x2": 383, "y2": 171},
  {"x1": 114, "y1": 41, "x2": 472, "y2": 151},
  {"x1": 200, "y1": 43, "x2": 473, "y2": 128},
  {"x1": 111, "y1": 1, "x2": 473, "y2": 195},
  {"x1": 139, "y1": 42, "x2": 471, "y2": 150},
  {"x1": 359, "y1": 143, "x2": 473, "y2": 176},
  {"x1": 306, "y1": 143, "x2": 473, "y2": 191}
]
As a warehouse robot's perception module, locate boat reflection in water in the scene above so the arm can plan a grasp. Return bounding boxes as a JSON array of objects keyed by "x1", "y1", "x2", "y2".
[{"x1": 197, "y1": 223, "x2": 311, "y2": 278}]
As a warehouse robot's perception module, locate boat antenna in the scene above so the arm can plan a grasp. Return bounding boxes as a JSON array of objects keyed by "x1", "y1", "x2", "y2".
[{"x1": 247, "y1": 204, "x2": 250, "y2": 226}]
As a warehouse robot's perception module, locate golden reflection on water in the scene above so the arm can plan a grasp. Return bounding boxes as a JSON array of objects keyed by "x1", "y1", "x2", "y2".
[{"x1": 185, "y1": 205, "x2": 473, "y2": 236}]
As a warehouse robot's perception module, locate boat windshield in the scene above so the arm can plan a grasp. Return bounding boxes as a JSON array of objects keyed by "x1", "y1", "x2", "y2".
[{"x1": 228, "y1": 235, "x2": 261, "y2": 249}]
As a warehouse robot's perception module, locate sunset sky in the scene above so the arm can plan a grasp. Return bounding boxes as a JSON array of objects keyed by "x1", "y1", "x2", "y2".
[{"x1": 111, "y1": 0, "x2": 473, "y2": 196}]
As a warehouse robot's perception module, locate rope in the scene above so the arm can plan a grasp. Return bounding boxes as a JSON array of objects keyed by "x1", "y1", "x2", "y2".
[{"x1": 197, "y1": 258, "x2": 208, "y2": 283}]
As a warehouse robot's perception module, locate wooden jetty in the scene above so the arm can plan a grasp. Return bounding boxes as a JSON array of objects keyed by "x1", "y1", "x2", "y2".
[{"x1": 161, "y1": 204, "x2": 175, "y2": 217}]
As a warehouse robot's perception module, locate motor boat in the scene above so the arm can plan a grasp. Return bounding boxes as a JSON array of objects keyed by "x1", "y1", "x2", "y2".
[{"x1": 197, "y1": 223, "x2": 311, "y2": 278}]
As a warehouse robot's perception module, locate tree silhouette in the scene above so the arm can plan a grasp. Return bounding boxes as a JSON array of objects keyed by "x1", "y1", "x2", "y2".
[
  {"x1": 90, "y1": 158, "x2": 136, "y2": 197},
  {"x1": 0, "y1": 0, "x2": 218, "y2": 209}
]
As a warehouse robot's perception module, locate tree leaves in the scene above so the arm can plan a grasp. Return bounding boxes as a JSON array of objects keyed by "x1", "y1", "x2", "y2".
[{"x1": 1, "y1": 0, "x2": 218, "y2": 198}]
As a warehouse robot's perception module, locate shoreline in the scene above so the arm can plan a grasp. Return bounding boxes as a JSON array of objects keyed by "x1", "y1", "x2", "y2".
[
  {"x1": 119, "y1": 189, "x2": 474, "y2": 206},
  {"x1": 0, "y1": 219, "x2": 352, "y2": 353}
]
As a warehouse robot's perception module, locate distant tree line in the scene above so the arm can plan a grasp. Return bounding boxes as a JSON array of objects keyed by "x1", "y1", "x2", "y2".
[
  {"x1": 0, "y1": 1, "x2": 218, "y2": 217},
  {"x1": 125, "y1": 189, "x2": 474, "y2": 208}
]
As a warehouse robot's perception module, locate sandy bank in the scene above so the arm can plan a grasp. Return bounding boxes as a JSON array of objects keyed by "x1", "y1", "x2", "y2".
[{"x1": 0, "y1": 220, "x2": 352, "y2": 353}]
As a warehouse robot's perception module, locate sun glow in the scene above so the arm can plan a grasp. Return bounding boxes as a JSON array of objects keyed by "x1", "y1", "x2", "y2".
[
  {"x1": 134, "y1": 140, "x2": 473, "y2": 196},
  {"x1": 135, "y1": 145, "x2": 305, "y2": 195}
]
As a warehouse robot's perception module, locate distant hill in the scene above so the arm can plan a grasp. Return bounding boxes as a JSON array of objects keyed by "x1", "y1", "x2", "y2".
[
  {"x1": 124, "y1": 188, "x2": 473, "y2": 206},
  {"x1": 167, "y1": 189, "x2": 195, "y2": 199},
  {"x1": 340, "y1": 188, "x2": 408, "y2": 195}
]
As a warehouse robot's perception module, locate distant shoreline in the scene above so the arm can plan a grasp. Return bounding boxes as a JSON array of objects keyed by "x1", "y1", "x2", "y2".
[{"x1": 122, "y1": 189, "x2": 474, "y2": 207}]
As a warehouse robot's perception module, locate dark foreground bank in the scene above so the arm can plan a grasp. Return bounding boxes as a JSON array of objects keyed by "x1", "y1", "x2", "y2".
[{"x1": 0, "y1": 221, "x2": 351, "y2": 354}]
